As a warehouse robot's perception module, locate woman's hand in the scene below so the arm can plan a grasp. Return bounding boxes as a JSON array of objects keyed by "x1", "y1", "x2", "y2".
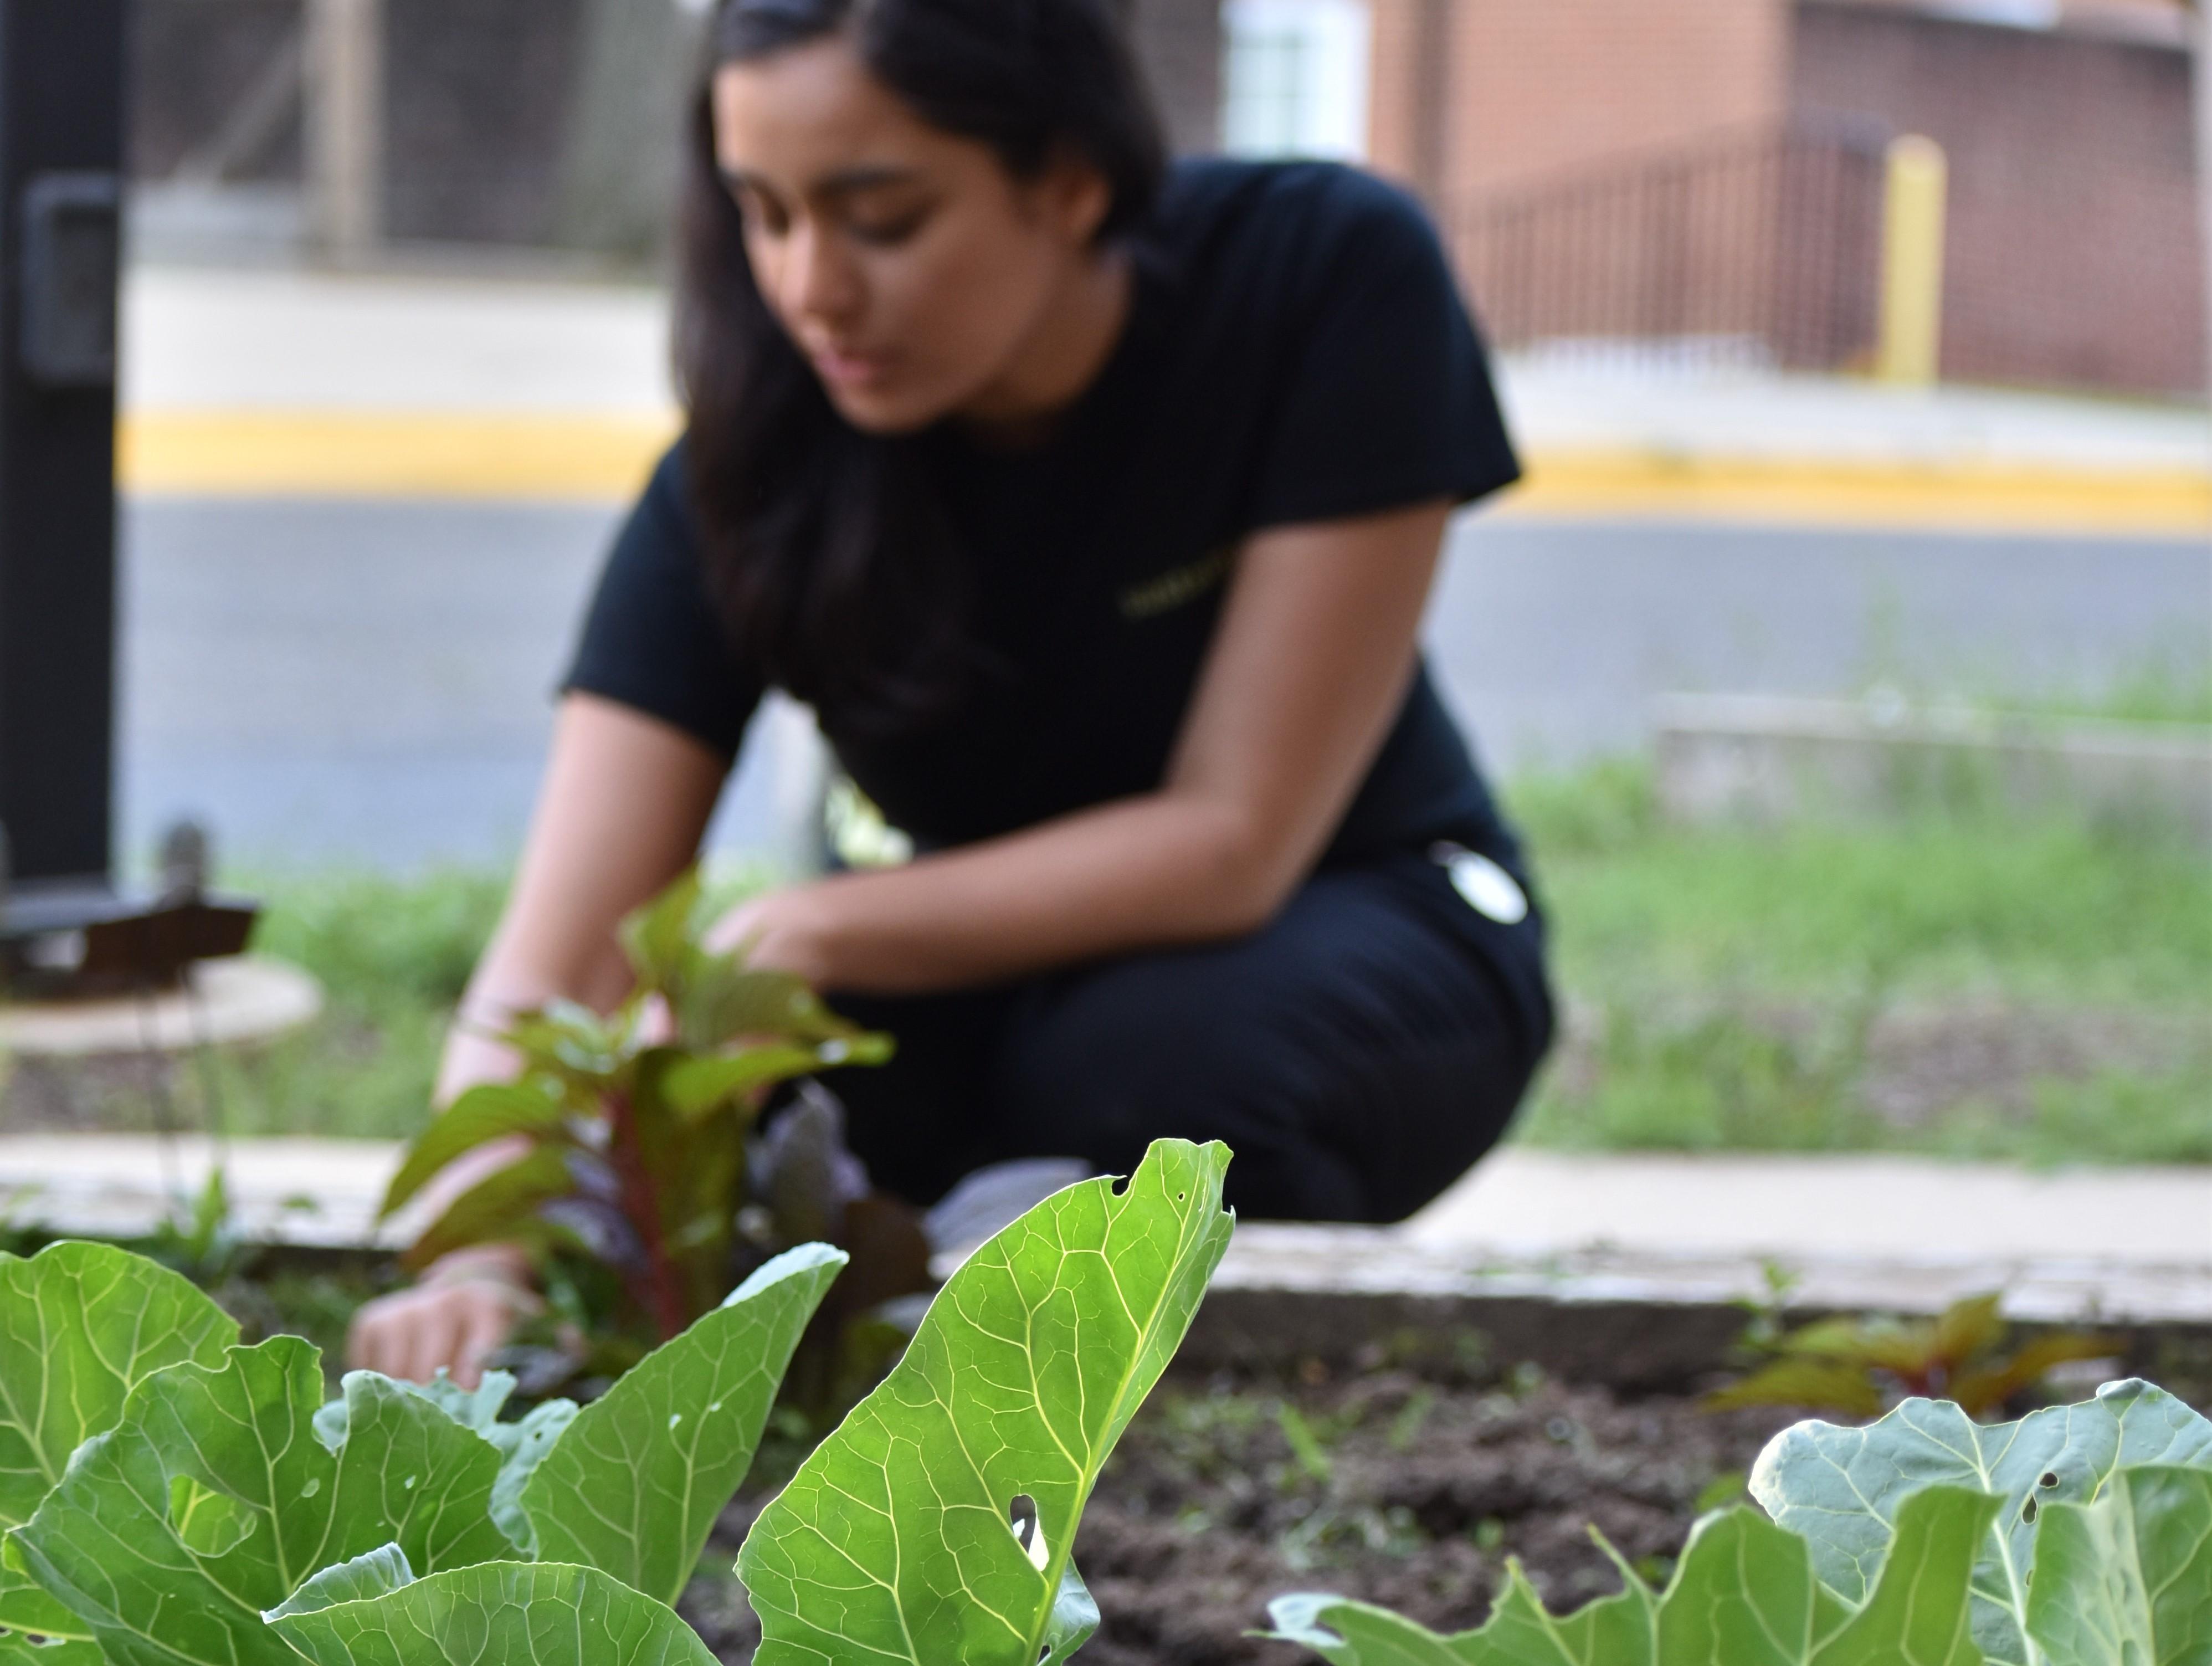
[
  {"x1": 707, "y1": 884, "x2": 844, "y2": 987},
  {"x1": 346, "y1": 1244, "x2": 542, "y2": 1388}
]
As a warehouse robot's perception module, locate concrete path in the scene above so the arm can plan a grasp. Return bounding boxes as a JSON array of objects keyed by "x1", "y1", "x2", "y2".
[{"x1": 3, "y1": 1134, "x2": 2204, "y2": 1327}]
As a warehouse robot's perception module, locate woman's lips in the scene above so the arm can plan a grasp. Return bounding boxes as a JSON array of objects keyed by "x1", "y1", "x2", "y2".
[{"x1": 810, "y1": 345, "x2": 891, "y2": 390}]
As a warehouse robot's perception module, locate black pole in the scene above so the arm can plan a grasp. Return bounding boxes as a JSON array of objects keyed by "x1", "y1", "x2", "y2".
[{"x1": 0, "y1": 0, "x2": 126, "y2": 889}]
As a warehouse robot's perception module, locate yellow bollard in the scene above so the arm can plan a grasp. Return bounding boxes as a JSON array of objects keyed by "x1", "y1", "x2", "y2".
[{"x1": 1877, "y1": 134, "x2": 1948, "y2": 386}]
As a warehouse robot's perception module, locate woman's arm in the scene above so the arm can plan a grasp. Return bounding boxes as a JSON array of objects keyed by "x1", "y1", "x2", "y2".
[
  {"x1": 718, "y1": 498, "x2": 1451, "y2": 993},
  {"x1": 435, "y1": 692, "x2": 731, "y2": 1100},
  {"x1": 350, "y1": 693, "x2": 727, "y2": 1385}
]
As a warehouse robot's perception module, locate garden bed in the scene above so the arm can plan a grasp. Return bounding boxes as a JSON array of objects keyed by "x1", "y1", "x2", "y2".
[
  {"x1": 680, "y1": 1341, "x2": 2212, "y2": 1665},
  {"x1": 9, "y1": 1152, "x2": 2211, "y2": 1666},
  {"x1": 679, "y1": 1367, "x2": 1836, "y2": 1664}
]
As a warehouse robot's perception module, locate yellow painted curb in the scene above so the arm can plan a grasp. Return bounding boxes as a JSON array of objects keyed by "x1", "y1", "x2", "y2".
[
  {"x1": 121, "y1": 411, "x2": 680, "y2": 503},
  {"x1": 120, "y1": 411, "x2": 2212, "y2": 537},
  {"x1": 1500, "y1": 450, "x2": 2211, "y2": 538}
]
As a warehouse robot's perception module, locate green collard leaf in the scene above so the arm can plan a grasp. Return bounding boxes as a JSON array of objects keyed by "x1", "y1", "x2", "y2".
[
  {"x1": 0, "y1": 1242, "x2": 240, "y2": 1527},
  {"x1": 738, "y1": 1139, "x2": 1233, "y2": 1666},
  {"x1": 0, "y1": 1633, "x2": 100, "y2": 1666},
  {"x1": 324, "y1": 1372, "x2": 516, "y2": 1573},
  {"x1": 1549, "y1": 1538, "x2": 1660, "y2": 1665},
  {"x1": 1810, "y1": 1485, "x2": 1993, "y2": 1666},
  {"x1": 266, "y1": 1561, "x2": 717, "y2": 1666},
  {"x1": 12, "y1": 1339, "x2": 509, "y2": 1666},
  {"x1": 1750, "y1": 1378, "x2": 2212, "y2": 1666},
  {"x1": 0, "y1": 1241, "x2": 239, "y2": 1639},
  {"x1": 1265, "y1": 1556, "x2": 1659, "y2": 1665},
  {"x1": 381, "y1": 1368, "x2": 517, "y2": 1442},
  {"x1": 169, "y1": 1473, "x2": 257, "y2": 1557},
  {"x1": 2024, "y1": 1465, "x2": 2212, "y2": 1666},
  {"x1": 261, "y1": 1544, "x2": 416, "y2": 1619},
  {"x1": 401, "y1": 1144, "x2": 574, "y2": 1272},
  {"x1": 1264, "y1": 1592, "x2": 1482, "y2": 1665},
  {"x1": 521, "y1": 1242, "x2": 846, "y2": 1606},
  {"x1": 1268, "y1": 1486, "x2": 1991, "y2": 1666},
  {"x1": 317, "y1": 1371, "x2": 579, "y2": 1557},
  {"x1": 380, "y1": 1083, "x2": 569, "y2": 1217},
  {"x1": 1040, "y1": 1561, "x2": 1102, "y2": 1666},
  {"x1": 485, "y1": 1400, "x2": 577, "y2": 1555},
  {"x1": 1653, "y1": 1508, "x2": 1819, "y2": 1666},
  {"x1": 365, "y1": 1370, "x2": 582, "y2": 1556}
]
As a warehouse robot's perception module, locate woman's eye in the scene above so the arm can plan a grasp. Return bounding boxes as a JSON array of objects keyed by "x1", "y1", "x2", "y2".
[
  {"x1": 845, "y1": 208, "x2": 928, "y2": 247},
  {"x1": 728, "y1": 183, "x2": 789, "y2": 237}
]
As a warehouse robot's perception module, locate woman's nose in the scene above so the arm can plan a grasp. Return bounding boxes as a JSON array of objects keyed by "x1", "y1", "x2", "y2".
[{"x1": 782, "y1": 225, "x2": 859, "y2": 329}]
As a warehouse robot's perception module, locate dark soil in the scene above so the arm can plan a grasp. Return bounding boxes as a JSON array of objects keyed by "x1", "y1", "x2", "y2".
[{"x1": 678, "y1": 1362, "x2": 1805, "y2": 1664}]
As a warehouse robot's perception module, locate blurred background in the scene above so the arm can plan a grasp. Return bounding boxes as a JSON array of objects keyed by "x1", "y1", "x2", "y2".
[{"x1": 7, "y1": 0, "x2": 2208, "y2": 1171}]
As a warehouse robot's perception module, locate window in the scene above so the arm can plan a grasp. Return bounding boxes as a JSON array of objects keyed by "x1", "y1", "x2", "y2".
[{"x1": 1220, "y1": 0, "x2": 1372, "y2": 162}]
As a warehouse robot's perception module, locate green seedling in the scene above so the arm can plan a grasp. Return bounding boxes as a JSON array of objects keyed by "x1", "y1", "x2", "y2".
[
  {"x1": 1386, "y1": 1386, "x2": 1438, "y2": 1453},
  {"x1": 1277, "y1": 1402, "x2": 1335, "y2": 1486}
]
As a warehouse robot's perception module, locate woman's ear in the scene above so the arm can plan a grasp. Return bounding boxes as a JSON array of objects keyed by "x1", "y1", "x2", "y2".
[{"x1": 1036, "y1": 149, "x2": 1115, "y2": 246}]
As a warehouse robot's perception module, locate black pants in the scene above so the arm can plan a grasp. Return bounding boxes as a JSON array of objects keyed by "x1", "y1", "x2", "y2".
[{"x1": 820, "y1": 848, "x2": 1554, "y2": 1224}]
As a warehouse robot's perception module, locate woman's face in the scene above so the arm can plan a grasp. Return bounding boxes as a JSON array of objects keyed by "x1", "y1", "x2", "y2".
[{"x1": 712, "y1": 35, "x2": 1113, "y2": 434}]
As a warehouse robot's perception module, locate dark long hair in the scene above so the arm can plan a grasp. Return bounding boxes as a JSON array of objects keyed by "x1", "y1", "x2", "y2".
[{"x1": 678, "y1": 0, "x2": 1167, "y2": 739}]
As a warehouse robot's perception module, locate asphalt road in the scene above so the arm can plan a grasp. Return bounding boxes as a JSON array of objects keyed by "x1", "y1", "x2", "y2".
[{"x1": 120, "y1": 496, "x2": 2211, "y2": 873}]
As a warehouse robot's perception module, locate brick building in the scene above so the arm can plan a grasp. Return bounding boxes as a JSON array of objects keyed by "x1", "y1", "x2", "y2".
[{"x1": 1328, "y1": 0, "x2": 2203, "y2": 394}]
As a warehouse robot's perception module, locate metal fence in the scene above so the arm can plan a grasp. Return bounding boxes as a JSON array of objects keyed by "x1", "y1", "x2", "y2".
[{"x1": 1440, "y1": 120, "x2": 1890, "y2": 374}]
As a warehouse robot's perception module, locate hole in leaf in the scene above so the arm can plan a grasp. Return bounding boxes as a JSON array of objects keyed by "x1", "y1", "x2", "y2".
[
  {"x1": 1008, "y1": 1494, "x2": 1049, "y2": 1572},
  {"x1": 1109, "y1": 1175, "x2": 1131, "y2": 1197},
  {"x1": 2022, "y1": 1497, "x2": 2037, "y2": 1524},
  {"x1": 2039, "y1": 1472, "x2": 2060, "y2": 1489}
]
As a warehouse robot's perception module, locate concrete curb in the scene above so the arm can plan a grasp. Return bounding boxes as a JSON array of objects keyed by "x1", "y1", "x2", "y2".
[
  {"x1": 1182, "y1": 1221, "x2": 2211, "y2": 1391},
  {"x1": 4, "y1": 1135, "x2": 2204, "y2": 1392}
]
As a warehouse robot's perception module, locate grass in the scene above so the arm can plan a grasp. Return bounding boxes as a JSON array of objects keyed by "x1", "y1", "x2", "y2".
[
  {"x1": 1504, "y1": 761, "x2": 2212, "y2": 1163},
  {"x1": 97, "y1": 861, "x2": 771, "y2": 1144},
  {"x1": 0, "y1": 869, "x2": 506, "y2": 1142},
  {"x1": 212, "y1": 868, "x2": 511, "y2": 1139},
  {"x1": 1997, "y1": 659, "x2": 2212, "y2": 729},
  {"x1": 7, "y1": 767, "x2": 2204, "y2": 1166}
]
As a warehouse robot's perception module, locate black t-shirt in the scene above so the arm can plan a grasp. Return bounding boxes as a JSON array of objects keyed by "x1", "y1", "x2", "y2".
[{"x1": 566, "y1": 158, "x2": 1527, "y2": 873}]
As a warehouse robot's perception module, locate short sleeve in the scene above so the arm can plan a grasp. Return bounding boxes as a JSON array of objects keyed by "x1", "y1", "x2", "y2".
[
  {"x1": 1245, "y1": 173, "x2": 1519, "y2": 530},
  {"x1": 561, "y1": 440, "x2": 764, "y2": 756}
]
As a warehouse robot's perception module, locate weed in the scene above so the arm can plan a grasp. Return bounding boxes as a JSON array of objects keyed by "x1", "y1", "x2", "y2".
[{"x1": 1706, "y1": 1291, "x2": 2121, "y2": 1418}]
